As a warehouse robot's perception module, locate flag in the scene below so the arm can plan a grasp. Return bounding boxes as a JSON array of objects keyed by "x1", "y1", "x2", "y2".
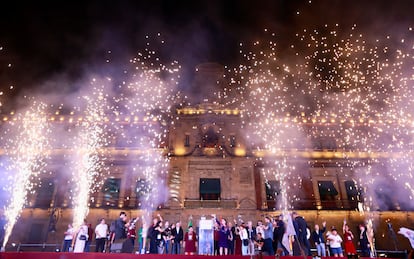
[
  {"x1": 188, "y1": 215, "x2": 193, "y2": 229},
  {"x1": 282, "y1": 213, "x2": 296, "y2": 255},
  {"x1": 398, "y1": 227, "x2": 414, "y2": 249}
]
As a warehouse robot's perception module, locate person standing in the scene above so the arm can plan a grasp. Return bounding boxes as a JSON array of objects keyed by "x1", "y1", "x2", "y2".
[
  {"x1": 213, "y1": 221, "x2": 220, "y2": 255},
  {"x1": 95, "y1": 218, "x2": 108, "y2": 253},
  {"x1": 326, "y1": 227, "x2": 343, "y2": 257},
  {"x1": 263, "y1": 217, "x2": 275, "y2": 256},
  {"x1": 359, "y1": 224, "x2": 371, "y2": 257},
  {"x1": 84, "y1": 223, "x2": 93, "y2": 252},
  {"x1": 255, "y1": 232, "x2": 265, "y2": 259},
  {"x1": 256, "y1": 220, "x2": 265, "y2": 241},
  {"x1": 110, "y1": 211, "x2": 127, "y2": 253},
  {"x1": 164, "y1": 221, "x2": 172, "y2": 254},
  {"x1": 183, "y1": 226, "x2": 197, "y2": 255},
  {"x1": 343, "y1": 221, "x2": 357, "y2": 256},
  {"x1": 246, "y1": 221, "x2": 257, "y2": 256},
  {"x1": 311, "y1": 221, "x2": 327, "y2": 257},
  {"x1": 217, "y1": 218, "x2": 230, "y2": 255},
  {"x1": 73, "y1": 220, "x2": 89, "y2": 253},
  {"x1": 62, "y1": 224, "x2": 74, "y2": 252},
  {"x1": 155, "y1": 220, "x2": 165, "y2": 254},
  {"x1": 239, "y1": 223, "x2": 249, "y2": 256},
  {"x1": 138, "y1": 221, "x2": 147, "y2": 254},
  {"x1": 114, "y1": 212, "x2": 127, "y2": 241},
  {"x1": 274, "y1": 215, "x2": 289, "y2": 256},
  {"x1": 122, "y1": 218, "x2": 137, "y2": 253},
  {"x1": 228, "y1": 221, "x2": 236, "y2": 254},
  {"x1": 148, "y1": 214, "x2": 163, "y2": 254},
  {"x1": 293, "y1": 212, "x2": 311, "y2": 256},
  {"x1": 172, "y1": 221, "x2": 183, "y2": 254}
]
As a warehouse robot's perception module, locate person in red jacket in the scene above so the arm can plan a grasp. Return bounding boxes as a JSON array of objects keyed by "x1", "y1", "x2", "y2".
[
  {"x1": 343, "y1": 221, "x2": 357, "y2": 256},
  {"x1": 183, "y1": 226, "x2": 198, "y2": 255}
]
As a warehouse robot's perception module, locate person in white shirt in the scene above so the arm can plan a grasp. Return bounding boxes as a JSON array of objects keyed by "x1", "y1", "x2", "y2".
[
  {"x1": 239, "y1": 223, "x2": 249, "y2": 256},
  {"x1": 73, "y1": 220, "x2": 89, "y2": 253},
  {"x1": 95, "y1": 218, "x2": 108, "y2": 252},
  {"x1": 63, "y1": 224, "x2": 74, "y2": 252},
  {"x1": 326, "y1": 227, "x2": 343, "y2": 257},
  {"x1": 256, "y1": 221, "x2": 265, "y2": 241}
]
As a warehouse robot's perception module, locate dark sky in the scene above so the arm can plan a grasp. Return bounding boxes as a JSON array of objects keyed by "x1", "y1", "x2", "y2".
[{"x1": 0, "y1": 0, "x2": 413, "y2": 101}]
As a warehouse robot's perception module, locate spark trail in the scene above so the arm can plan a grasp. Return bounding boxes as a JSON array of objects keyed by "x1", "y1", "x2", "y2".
[
  {"x1": 1, "y1": 101, "x2": 50, "y2": 248},
  {"x1": 70, "y1": 81, "x2": 109, "y2": 229}
]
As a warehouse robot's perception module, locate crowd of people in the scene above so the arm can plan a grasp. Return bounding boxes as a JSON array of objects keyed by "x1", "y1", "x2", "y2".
[{"x1": 62, "y1": 211, "x2": 374, "y2": 257}]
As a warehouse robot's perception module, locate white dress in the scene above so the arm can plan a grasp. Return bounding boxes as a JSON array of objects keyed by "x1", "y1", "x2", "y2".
[{"x1": 73, "y1": 225, "x2": 89, "y2": 253}]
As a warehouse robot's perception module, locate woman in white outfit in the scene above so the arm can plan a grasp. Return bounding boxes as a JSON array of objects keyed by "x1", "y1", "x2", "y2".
[
  {"x1": 73, "y1": 220, "x2": 89, "y2": 253},
  {"x1": 239, "y1": 223, "x2": 249, "y2": 256}
]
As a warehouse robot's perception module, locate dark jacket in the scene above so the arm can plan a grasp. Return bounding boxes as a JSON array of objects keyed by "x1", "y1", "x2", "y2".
[
  {"x1": 273, "y1": 220, "x2": 286, "y2": 243},
  {"x1": 311, "y1": 226, "x2": 326, "y2": 244},
  {"x1": 172, "y1": 226, "x2": 184, "y2": 242},
  {"x1": 294, "y1": 216, "x2": 308, "y2": 240},
  {"x1": 247, "y1": 226, "x2": 256, "y2": 241},
  {"x1": 114, "y1": 218, "x2": 126, "y2": 240}
]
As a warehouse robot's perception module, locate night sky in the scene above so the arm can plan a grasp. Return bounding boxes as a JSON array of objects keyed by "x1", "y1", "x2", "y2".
[{"x1": 0, "y1": 0, "x2": 413, "y2": 102}]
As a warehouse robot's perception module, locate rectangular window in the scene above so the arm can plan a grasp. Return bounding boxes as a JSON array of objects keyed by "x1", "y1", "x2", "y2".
[
  {"x1": 200, "y1": 178, "x2": 220, "y2": 200},
  {"x1": 318, "y1": 181, "x2": 338, "y2": 201},
  {"x1": 102, "y1": 178, "x2": 121, "y2": 207},
  {"x1": 265, "y1": 180, "x2": 281, "y2": 200},
  {"x1": 344, "y1": 180, "x2": 362, "y2": 210},
  {"x1": 230, "y1": 135, "x2": 236, "y2": 148},
  {"x1": 184, "y1": 134, "x2": 190, "y2": 147},
  {"x1": 345, "y1": 180, "x2": 360, "y2": 201},
  {"x1": 265, "y1": 180, "x2": 281, "y2": 210}
]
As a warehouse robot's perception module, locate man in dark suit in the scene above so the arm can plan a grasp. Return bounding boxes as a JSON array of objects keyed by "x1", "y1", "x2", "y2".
[
  {"x1": 171, "y1": 221, "x2": 184, "y2": 254},
  {"x1": 273, "y1": 215, "x2": 289, "y2": 256},
  {"x1": 292, "y1": 212, "x2": 311, "y2": 256},
  {"x1": 359, "y1": 224, "x2": 371, "y2": 257},
  {"x1": 110, "y1": 211, "x2": 127, "y2": 253},
  {"x1": 114, "y1": 212, "x2": 127, "y2": 241}
]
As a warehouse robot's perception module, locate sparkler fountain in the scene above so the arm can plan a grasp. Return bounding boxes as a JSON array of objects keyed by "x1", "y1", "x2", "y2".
[
  {"x1": 110, "y1": 34, "x2": 181, "y2": 227},
  {"x1": 1, "y1": 101, "x2": 51, "y2": 251},
  {"x1": 68, "y1": 81, "x2": 110, "y2": 230},
  {"x1": 0, "y1": 20, "x2": 413, "y2": 252},
  {"x1": 225, "y1": 25, "x2": 414, "y2": 249}
]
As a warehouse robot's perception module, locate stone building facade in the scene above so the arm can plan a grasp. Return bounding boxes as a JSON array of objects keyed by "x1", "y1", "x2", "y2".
[{"x1": 2, "y1": 63, "x2": 413, "y2": 253}]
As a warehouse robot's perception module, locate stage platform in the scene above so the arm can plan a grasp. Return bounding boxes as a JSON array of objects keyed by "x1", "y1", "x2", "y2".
[{"x1": 0, "y1": 253, "x2": 401, "y2": 259}]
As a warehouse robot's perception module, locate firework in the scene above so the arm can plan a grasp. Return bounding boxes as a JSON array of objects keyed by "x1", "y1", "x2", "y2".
[
  {"x1": 69, "y1": 80, "x2": 109, "y2": 229},
  {"x1": 107, "y1": 34, "x2": 180, "y2": 224},
  {"x1": 224, "y1": 25, "x2": 414, "y2": 212},
  {"x1": 1, "y1": 101, "x2": 50, "y2": 248}
]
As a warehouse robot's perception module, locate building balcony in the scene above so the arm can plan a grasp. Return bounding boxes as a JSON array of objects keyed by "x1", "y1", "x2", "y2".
[{"x1": 184, "y1": 199, "x2": 237, "y2": 209}]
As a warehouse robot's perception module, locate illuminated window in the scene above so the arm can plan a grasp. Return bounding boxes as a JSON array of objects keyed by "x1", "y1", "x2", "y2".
[
  {"x1": 102, "y1": 178, "x2": 121, "y2": 207},
  {"x1": 200, "y1": 178, "x2": 220, "y2": 200}
]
